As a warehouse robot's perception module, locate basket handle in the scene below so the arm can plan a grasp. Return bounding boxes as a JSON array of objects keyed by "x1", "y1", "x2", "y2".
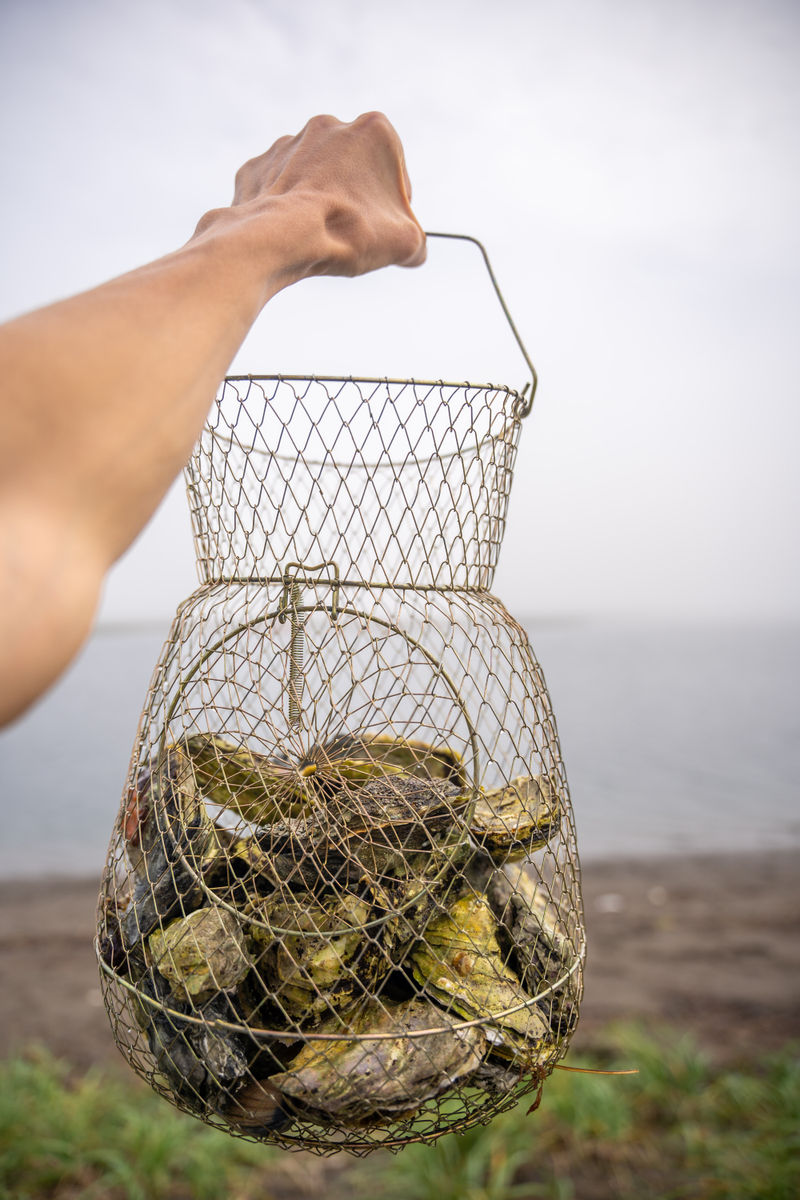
[{"x1": 424, "y1": 231, "x2": 538, "y2": 417}]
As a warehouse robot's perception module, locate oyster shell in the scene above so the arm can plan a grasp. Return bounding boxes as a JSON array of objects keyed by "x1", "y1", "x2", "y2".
[
  {"x1": 410, "y1": 894, "x2": 551, "y2": 1063},
  {"x1": 120, "y1": 745, "x2": 216, "y2": 950},
  {"x1": 325, "y1": 773, "x2": 471, "y2": 882},
  {"x1": 180, "y1": 733, "x2": 309, "y2": 825},
  {"x1": 137, "y1": 971, "x2": 249, "y2": 1104},
  {"x1": 347, "y1": 735, "x2": 467, "y2": 786},
  {"x1": 244, "y1": 773, "x2": 472, "y2": 892},
  {"x1": 248, "y1": 890, "x2": 389, "y2": 1025},
  {"x1": 265, "y1": 997, "x2": 486, "y2": 1127},
  {"x1": 469, "y1": 774, "x2": 561, "y2": 862},
  {"x1": 485, "y1": 864, "x2": 580, "y2": 1036},
  {"x1": 148, "y1": 906, "x2": 252, "y2": 1003},
  {"x1": 178, "y1": 733, "x2": 416, "y2": 828}
]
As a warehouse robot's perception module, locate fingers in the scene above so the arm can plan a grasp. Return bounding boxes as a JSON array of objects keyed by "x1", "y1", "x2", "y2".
[{"x1": 226, "y1": 112, "x2": 426, "y2": 278}]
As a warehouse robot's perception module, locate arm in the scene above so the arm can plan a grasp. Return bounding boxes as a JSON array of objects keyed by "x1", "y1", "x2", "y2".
[{"x1": 0, "y1": 112, "x2": 425, "y2": 725}]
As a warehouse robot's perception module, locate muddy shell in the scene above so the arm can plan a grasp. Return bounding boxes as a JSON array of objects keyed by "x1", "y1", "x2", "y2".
[
  {"x1": 469, "y1": 774, "x2": 561, "y2": 862},
  {"x1": 263, "y1": 997, "x2": 487, "y2": 1127},
  {"x1": 148, "y1": 906, "x2": 252, "y2": 1003},
  {"x1": 120, "y1": 745, "x2": 217, "y2": 950},
  {"x1": 410, "y1": 894, "x2": 552, "y2": 1063}
]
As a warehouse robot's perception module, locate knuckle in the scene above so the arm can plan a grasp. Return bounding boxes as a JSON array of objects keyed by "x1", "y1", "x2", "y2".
[
  {"x1": 306, "y1": 113, "x2": 339, "y2": 132},
  {"x1": 234, "y1": 158, "x2": 257, "y2": 186},
  {"x1": 355, "y1": 109, "x2": 389, "y2": 129}
]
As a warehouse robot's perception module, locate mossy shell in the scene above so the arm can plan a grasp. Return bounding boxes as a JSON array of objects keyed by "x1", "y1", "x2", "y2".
[
  {"x1": 148, "y1": 906, "x2": 252, "y2": 1002},
  {"x1": 469, "y1": 774, "x2": 561, "y2": 862},
  {"x1": 267, "y1": 998, "x2": 486, "y2": 1126},
  {"x1": 411, "y1": 894, "x2": 551, "y2": 1062},
  {"x1": 248, "y1": 891, "x2": 389, "y2": 1025}
]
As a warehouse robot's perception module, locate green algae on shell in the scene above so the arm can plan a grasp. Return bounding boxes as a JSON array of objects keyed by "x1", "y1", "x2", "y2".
[
  {"x1": 346, "y1": 735, "x2": 467, "y2": 786},
  {"x1": 469, "y1": 774, "x2": 561, "y2": 862},
  {"x1": 248, "y1": 890, "x2": 390, "y2": 1025},
  {"x1": 410, "y1": 894, "x2": 552, "y2": 1063},
  {"x1": 178, "y1": 733, "x2": 310, "y2": 826},
  {"x1": 148, "y1": 906, "x2": 252, "y2": 1003},
  {"x1": 267, "y1": 997, "x2": 487, "y2": 1127},
  {"x1": 176, "y1": 732, "x2": 424, "y2": 830}
]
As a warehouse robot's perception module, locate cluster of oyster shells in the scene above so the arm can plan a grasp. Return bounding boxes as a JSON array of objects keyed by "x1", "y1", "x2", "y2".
[{"x1": 99, "y1": 733, "x2": 579, "y2": 1137}]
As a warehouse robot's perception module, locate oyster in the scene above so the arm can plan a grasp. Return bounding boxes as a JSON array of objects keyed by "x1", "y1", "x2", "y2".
[
  {"x1": 485, "y1": 865, "x2": 580, "y2": 1036},
  {"x1": 148, "y1": 906, "x2": 252, "y2": 1003},
  {"x1": 347, "y1": 735, "x2": 467, "y2": 786},
  {"x1": 188, "y1": 995, "x2": 252, "y2": 1094},
  {"x1": 325, "y1": 773, "x2": 471, "y2": 881},
  {"x1": 264, "y1": 997, "x2": 486, "y2": 1127},
  {"x1": 140, "y1": 971, "x2": 249, "y2": 1105},
  {"x1": 180, "y1": 733, "x2": 309, "y2": 825},
  {"x1": 178, "y1": 732, "x2": 418, "y2": 828},
  {"x1": 410, "y1": 894, "x2": 552, "y2": 1063},
  {"x1": 248, "y1": 890, "x2": 389, "y2": 1025},
  {"x1": 245, "y1": 773, "x2": 472, "y2": 892},
  {"x1": 120, "y1": 744, "x2": 217, "y2": 950},
  {"x1": 469, "y1": 774, "x2": 561, "y2": 862}
]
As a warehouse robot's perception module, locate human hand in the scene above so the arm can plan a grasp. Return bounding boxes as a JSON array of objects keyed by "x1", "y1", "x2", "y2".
[{"x1": 193, "y1": 112, "x2": 426, "y2": 286}]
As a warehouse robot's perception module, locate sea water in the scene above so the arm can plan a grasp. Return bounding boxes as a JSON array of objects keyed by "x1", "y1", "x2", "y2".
[{"x1": 0, "y1": 620, "x2": 797, "y2": 879}]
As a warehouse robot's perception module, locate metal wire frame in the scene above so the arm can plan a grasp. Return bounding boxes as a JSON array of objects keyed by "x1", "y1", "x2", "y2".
[
  {"x1": 96, "y1": 239, "x2": 580, "y2": 1155},
  {"x1": 97, "y1": 571, "x2": 584, "y2": 1154}
]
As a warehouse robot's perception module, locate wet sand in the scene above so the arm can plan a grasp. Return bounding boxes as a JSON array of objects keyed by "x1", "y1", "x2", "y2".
[{"x1": 0, "y1": 852, "x2": 797, "y2": 1071}]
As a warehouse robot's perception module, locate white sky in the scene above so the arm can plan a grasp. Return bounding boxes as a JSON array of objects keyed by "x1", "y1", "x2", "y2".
[{"x1": 1, "y1": 0, "x2": 798, "y2": 622}]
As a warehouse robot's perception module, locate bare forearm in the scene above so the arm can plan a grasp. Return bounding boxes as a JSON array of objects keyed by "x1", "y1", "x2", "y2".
[
  {"x1": 0, "y1": 112, "x2": 424, "y2": 720},
  {"x1": 1, "y1": 206, "x2": 299, "y2": 562},
  {"x1": 0, "y1": 227, "x2": 275, "y2": 724},
  {"x1": 0, "y1": 112, "x2": 425, "y2": 725}
]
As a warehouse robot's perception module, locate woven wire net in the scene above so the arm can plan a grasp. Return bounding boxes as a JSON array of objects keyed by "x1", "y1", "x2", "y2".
[{"x1": 97, "y1": 376, "x2": 585, "y2": 1155}]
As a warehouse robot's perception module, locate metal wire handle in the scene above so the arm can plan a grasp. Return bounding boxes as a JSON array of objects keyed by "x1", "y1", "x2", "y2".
[{"x1": 425, "y1": 232, "x2": 538, "y2": 416}]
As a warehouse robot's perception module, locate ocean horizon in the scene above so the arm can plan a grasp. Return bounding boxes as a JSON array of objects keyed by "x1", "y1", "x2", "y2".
[{"x1": 1, "y1": 617, "x2": 798, "y2": 880}]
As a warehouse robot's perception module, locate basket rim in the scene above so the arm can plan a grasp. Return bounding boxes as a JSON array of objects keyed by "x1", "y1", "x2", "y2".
[
  {"x1": 203, "y1": 375, "x2": 525, "y2": 472},
  {"x1": 222, "y1": 374, "x2": 527, "y2": 401}
]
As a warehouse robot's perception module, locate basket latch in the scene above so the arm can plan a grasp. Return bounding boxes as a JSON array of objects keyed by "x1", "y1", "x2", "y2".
[{"x1": 278, "y1": 560, "x2": 341, "y2": 623}]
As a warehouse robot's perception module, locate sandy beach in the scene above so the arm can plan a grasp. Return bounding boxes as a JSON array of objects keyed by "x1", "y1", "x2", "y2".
[{"x1": 1, "y1": 850, "x2": 797, "y2": 1073}]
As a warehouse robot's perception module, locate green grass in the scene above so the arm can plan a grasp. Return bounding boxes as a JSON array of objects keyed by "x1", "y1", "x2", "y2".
[
  {"x1": 0, "y1": 1049, "x2": 282, "y2": 1200},
  {"x1": 356, "y1": 1026, "x2": 800, "y2": 1200},
  {"x1": 1, "y1": 1028, "x2": 798, "y2": 1200}
]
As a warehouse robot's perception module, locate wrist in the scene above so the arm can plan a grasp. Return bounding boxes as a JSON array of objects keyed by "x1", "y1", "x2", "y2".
[{"x1": 189, "y1": 192, "x2": 336, "y2": 307}]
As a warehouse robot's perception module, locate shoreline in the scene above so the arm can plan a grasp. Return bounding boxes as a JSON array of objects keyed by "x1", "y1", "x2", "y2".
[{"x1": 1, "y1": 850, "x2": 797, "y2": 1071}]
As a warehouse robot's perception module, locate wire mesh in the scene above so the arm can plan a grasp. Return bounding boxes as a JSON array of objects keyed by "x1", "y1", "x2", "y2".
[{"x1": 97, "y1": 375, "x2": 584, "y2": 1155}]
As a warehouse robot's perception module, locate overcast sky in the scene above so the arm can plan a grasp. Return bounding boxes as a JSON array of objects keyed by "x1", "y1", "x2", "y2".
[{"x1": 1, "y1": 0, "x2": 798, "y2": 623}]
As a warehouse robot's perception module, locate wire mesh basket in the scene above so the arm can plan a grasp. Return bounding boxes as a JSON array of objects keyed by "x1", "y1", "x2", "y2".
[{"x1": 96, "y1": 235, "x2": 585, "y2": 1155}]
